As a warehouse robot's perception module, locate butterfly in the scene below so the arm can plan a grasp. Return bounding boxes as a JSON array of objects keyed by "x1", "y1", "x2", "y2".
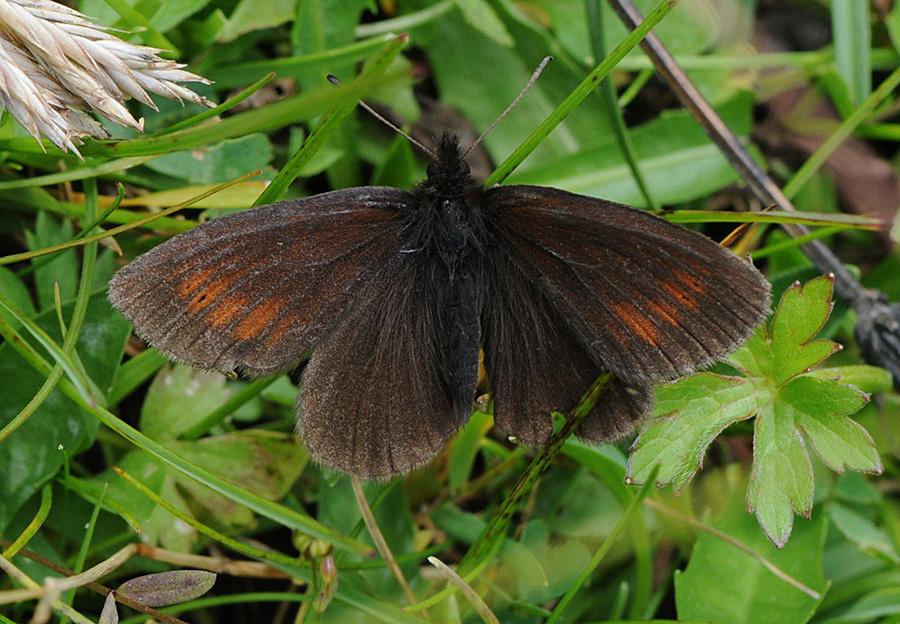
[{"x1": 108, "y1": 131, "x2": 771, "y2": 481}]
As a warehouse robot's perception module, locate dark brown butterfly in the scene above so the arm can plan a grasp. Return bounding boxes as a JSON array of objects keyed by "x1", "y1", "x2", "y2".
[{"x1": 108, "y1": 132, "x2": 770, "y2": 480}]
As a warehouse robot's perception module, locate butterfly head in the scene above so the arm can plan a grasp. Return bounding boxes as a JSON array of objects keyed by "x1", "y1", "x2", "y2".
[{"x1": 419, "y1": 131, "x2": 481, "y2": 201}]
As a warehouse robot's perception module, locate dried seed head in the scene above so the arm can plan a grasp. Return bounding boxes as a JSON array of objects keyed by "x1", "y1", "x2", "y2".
[{"x1": 0, "y1": 0, "x2": 213, "y2": 155}]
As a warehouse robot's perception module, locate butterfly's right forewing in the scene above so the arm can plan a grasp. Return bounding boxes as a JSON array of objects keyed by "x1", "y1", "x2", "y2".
[{"x1": 484, "y1": 185, "x2": 770, "y2": 384}]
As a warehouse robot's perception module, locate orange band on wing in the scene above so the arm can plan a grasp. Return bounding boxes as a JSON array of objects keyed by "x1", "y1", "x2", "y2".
[{"x1": 233, "y1": 299, "x2": 285, "y2": 339}]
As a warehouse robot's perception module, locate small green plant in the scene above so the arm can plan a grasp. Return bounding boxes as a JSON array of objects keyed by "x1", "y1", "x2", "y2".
[{"x1": 629, "y1": 275, "x2": 885, "y2": 546}]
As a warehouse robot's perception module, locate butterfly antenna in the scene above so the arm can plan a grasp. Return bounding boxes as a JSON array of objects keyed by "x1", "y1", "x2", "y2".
[
  {"x1": 326, "y1": 75, "x2": 438, "y2": 161},
  {"x1": 460, "y1": 56, "x2": 553, "y2": 162}
]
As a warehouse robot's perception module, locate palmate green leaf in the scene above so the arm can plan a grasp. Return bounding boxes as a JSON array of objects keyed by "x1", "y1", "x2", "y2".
[
  {"x1": 626, "y1": 373, "x2": 766, "y2": 493},
  {"x1": 628, "y1": 275, "x2": 881, "y2": 547}
]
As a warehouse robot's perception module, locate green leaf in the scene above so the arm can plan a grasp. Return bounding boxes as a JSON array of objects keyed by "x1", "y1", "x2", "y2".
[
  {"x1": 140, "y1": 364, "x2": 233, "y2": 441},
  {"x1": 746, "y1": 400, "x2": 814, "y2": 547},
  {"x1": 25, "y1": 211, "x2": 78, "y2": 311},
  {"x1": 786, "y1": 377, "x2": 878, "y2": 474},
  {"x1": 144, "y1": 135, "x2": 274, "y2": 186},
  {"x1": 117, "y1": 570, "x2": 216, "y2": 607},
  {"x1": 766, "y1": 277, "x2": 838, "y2": 385},
  {"x1": 0, "y1": 265, "x2": 36, "y2": 330},
  {"x1": 454, "y1": 0, "x2": 514, "y2": 47},
  {"x1": 218, "y1": 0, "x2": 296, "y2": 42},
  {"x1": 833, "y1": 0, "x2": 872, "y2": 105},
  {"x1": 675, "y1": 483, "x2": 826, "y2": 623},
  {"x1": 629, "y1": 275, "x2": 879, "y2": 547},
  {"x1": 448, "y1": 410, "x2": 493, "y2": 490},
  {"x1": 94, "y1": 430, "x2": 306, "y2": 550},
  {"x1": 173, "y1": 430, "x2": 307, "y2": 501},
  {"x1": 0, "y1": 293, "x2": 131, "y2": 529},
  {"x1": 829, "y1": 502, "x2": 900, "y2": 564},
  {"x1": 626, "y1": 373, "x2": 764, "y2": 493}
]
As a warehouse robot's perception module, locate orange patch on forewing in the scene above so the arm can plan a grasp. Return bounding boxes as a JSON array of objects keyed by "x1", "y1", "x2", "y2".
[
  {"x1": 205, "y1": 294, "x2": 248, "y2": 328},
  {"x1": 646, "y1": 296, "x2": 684, "y2": 328},
  {"x1": 233, "y1": 299, "x2": 285, "y2": 340},
  {"x1": 608, "y1": 301, "x2": 660, "y2": 346},
  {"x1": 175, "y1": 266, "x2": 215, "y2": 297},
  {"x1": 184, "y1": 273, "x2": 236, "y2": 312},
  {"x1": 669, "y1": 267, "x2": 708, "y2": 295},
  {"x1": 660, "y1": 280, "x2": 700, "y2": 313}
]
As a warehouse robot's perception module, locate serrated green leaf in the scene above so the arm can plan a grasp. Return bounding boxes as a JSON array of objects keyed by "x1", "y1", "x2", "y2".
[
  {"x1": 785, "y1": 376, "x2": 878, "y2": 473},
  {"x1": 769, "y1": 277, "x2": 839, "y2": 385},
  {"x1": 725, "y1": 327, "x2": 772, "y2": 376},
  {"x1": 806, "y1": 365, "x2": 893, "y2": 394},
  {"x1": 628, "y1": 373, "x2": 765, "y2": 492},
  {"x1": 747, "y1": 403, "x2": 814, "y2": 548}
]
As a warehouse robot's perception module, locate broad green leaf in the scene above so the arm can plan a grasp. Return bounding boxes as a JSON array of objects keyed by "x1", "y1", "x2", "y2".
[
  {"x1": 508, "y1": 92, "x2": 754, "y2": 207},
  {"x1": 173, "y1": 430, "x2": 307, "y2": 501},
  {"x1": 0, "y1": 266, "x2": 36, "y2": 329},
  {"x1": 675, "y1": 483, "x2": 826, "y2": 623},
  {"x1": 454, "y1": 0, "x2": 513, "y2": 46},
  {"x1": 93, "y1": 430, "x2": 305, "y2": 550},
  {"x1": 829, "y1": 502, "x2": 900, "y2": 564},
  {"x1": 25, "y1": 211, "x2": 78, "y2": 311},
  {"x1": 144, "y1": 135, "x2": 274, "y2": 186},
  {"x1": 218, "y1": 0, "x2": 296, "y2": 42}
]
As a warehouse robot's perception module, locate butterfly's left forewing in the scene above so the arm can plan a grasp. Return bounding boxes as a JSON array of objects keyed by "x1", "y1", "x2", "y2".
[{"x1": 109, "y1": 188, "x2": 411, "y2": 377}]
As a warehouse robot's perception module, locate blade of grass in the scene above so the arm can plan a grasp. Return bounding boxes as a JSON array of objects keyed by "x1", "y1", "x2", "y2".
[
  {"x1": 833, "y1": 0, "x2": 872, "y2": 105},
  {"x1": 255, "y1": 33, "x2": 409, "y2": 205},
  {"x1": 2, "y1": 485, "x2": 51, "y2": 559},
  {"x1": 487, "y1": 0, "x2": 678, "y2": 186},
  {"x1": 586, "y1": 0, "x2": 659, "y2": 210}
]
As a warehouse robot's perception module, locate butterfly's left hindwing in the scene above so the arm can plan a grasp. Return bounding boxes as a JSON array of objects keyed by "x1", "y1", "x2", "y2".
[{"x1": 298, "y1": 254, "x2": 472, "y2": 480}]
